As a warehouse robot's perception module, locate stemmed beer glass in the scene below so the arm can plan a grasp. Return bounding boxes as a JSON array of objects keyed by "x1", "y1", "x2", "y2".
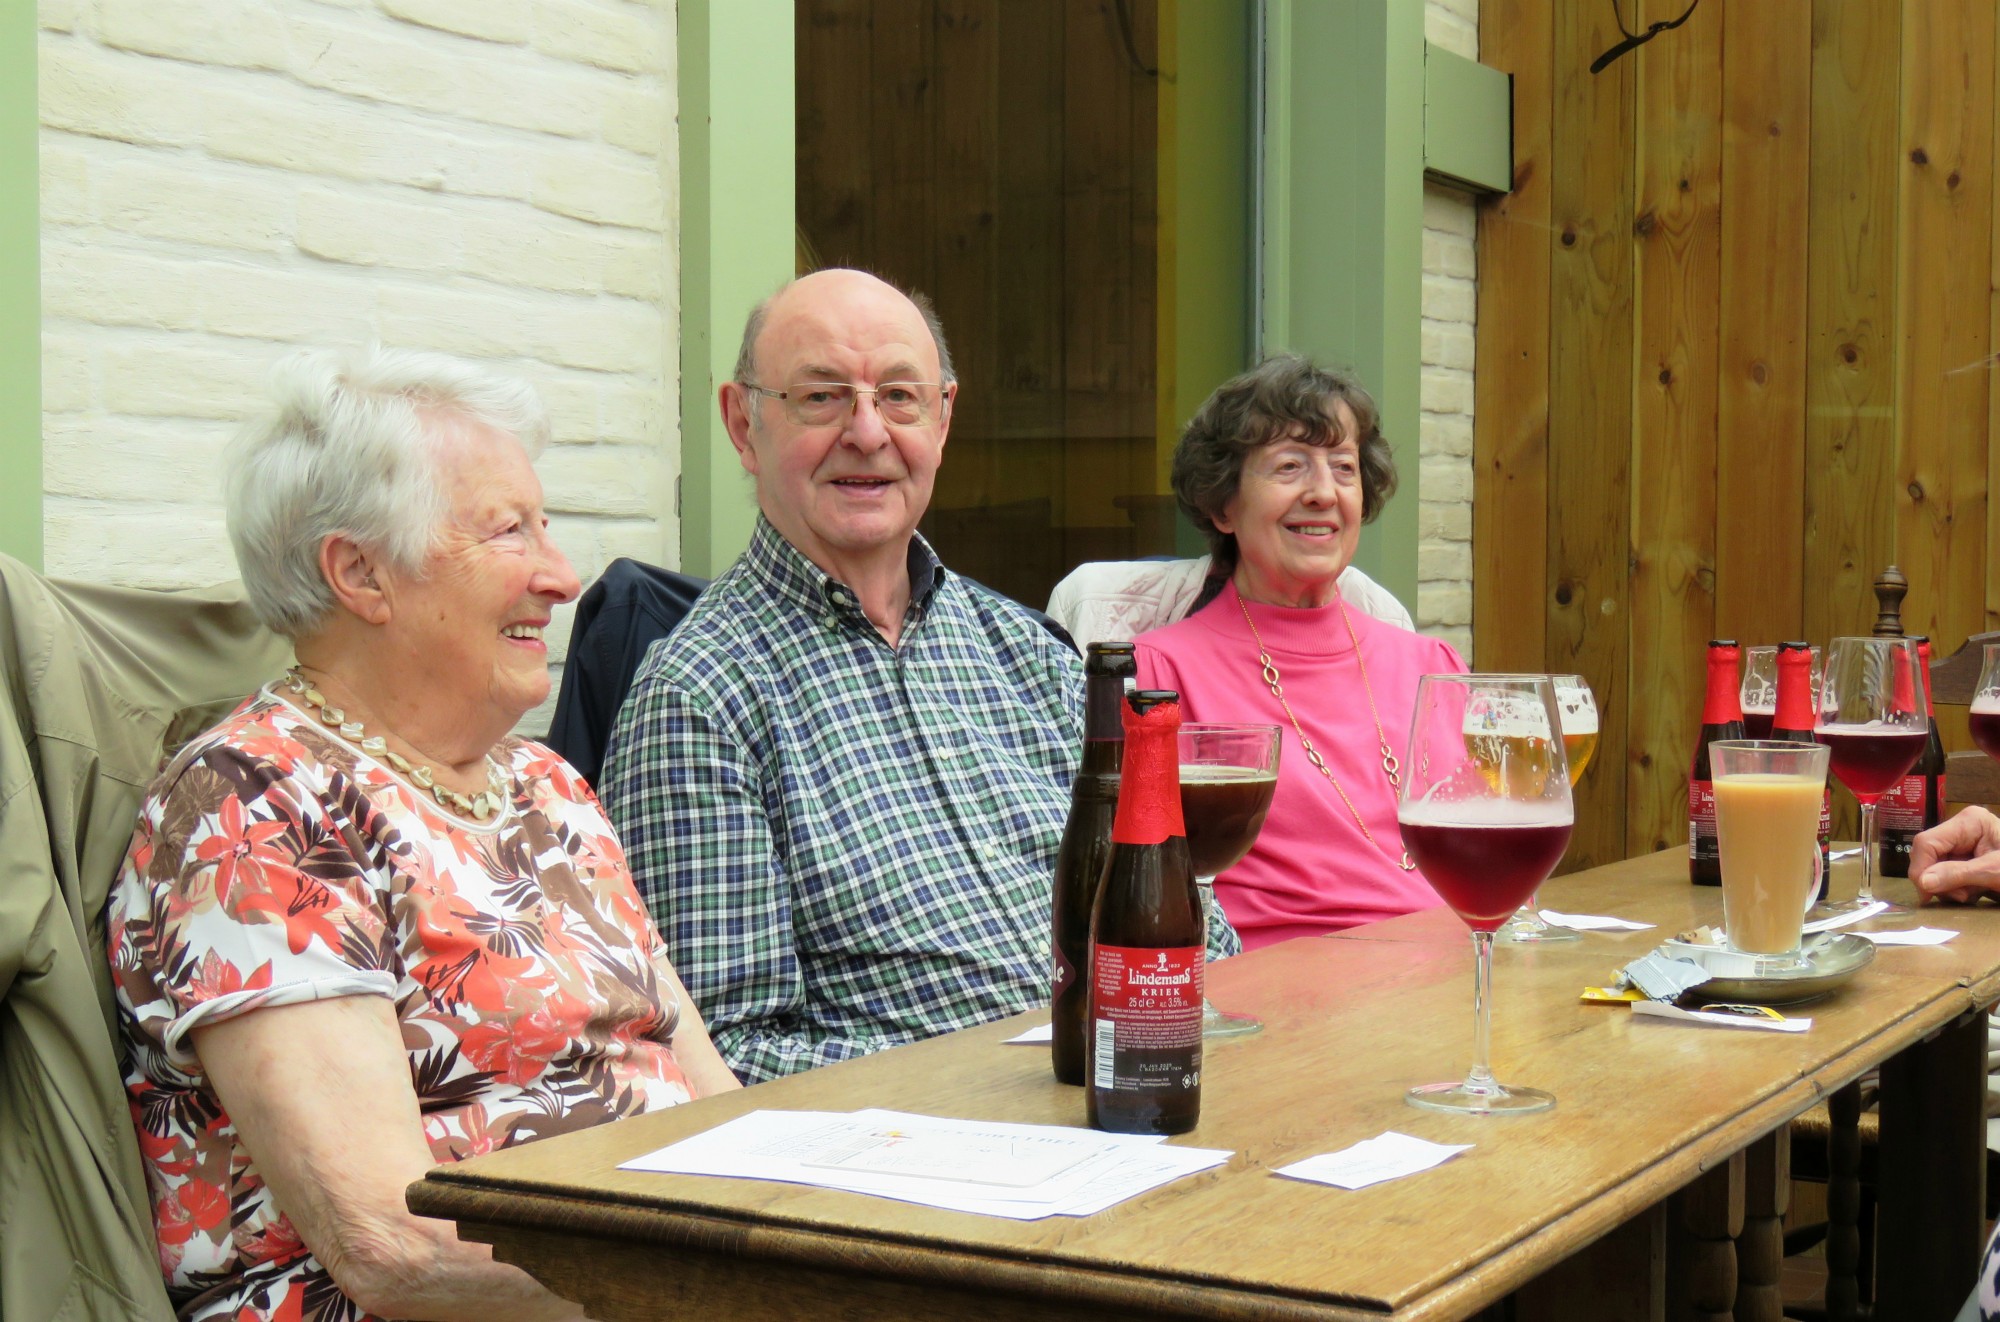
[
  {"x1": 1176, "y1": 723, "x2": 1280, "y2": 1039},
  {"x1": 1400, "y1": 675, "x2": 1573, "y2": 1115},
  {"x1": 1495, "y1": 674, "x2": 1596, "y2": 944},
  {"x1": 1815, "y1": 637, "x2": 1928, "y2": 914},
  {"x1": 1971, "y1": 644, "x2": 2000, "y2": 762}
]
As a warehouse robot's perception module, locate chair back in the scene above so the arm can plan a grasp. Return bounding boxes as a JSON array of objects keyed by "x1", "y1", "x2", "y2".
[
  {"x1": 1929, "y1": 631, "x2": 2000, "y2": 806},
  {"x1": 1045, "y1": 556, "x2": 1416, "y2": 651},
  {"x1": 0, "y1": 554, "x2": 288, "y2": 1321}
]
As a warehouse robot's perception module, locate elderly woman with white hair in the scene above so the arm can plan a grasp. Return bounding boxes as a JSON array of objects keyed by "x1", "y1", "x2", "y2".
[{"x1": 107, "y1": 346, "x2": 738, "y2": 1322}]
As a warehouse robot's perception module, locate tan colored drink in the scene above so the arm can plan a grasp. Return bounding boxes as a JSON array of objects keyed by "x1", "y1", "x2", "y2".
[
  {"x1": 1713, "y1": 742, "x2": 1828, "y2": 965},
  {"x1": 1561, "y1": 731, "x2": 1598, "y2": 786}
]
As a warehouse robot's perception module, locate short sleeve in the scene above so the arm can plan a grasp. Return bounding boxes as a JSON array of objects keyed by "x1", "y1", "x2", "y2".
[{"x1": 115, "y1": 746, "x2": 399, "y2": 1072}]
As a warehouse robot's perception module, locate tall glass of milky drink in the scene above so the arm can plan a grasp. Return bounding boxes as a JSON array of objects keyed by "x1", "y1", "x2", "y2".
[
  {"x1": 1712, "y1": 741, "x2": 1829, "y2": 973},
  {"x1": 1399, "y1": 675, "x2": 1573, "y2": 1116}
]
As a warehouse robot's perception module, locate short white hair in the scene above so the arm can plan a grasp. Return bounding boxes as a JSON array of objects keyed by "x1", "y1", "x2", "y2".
[{"x1": 225, "y1": 345, "x2": 551, "y2": 639}]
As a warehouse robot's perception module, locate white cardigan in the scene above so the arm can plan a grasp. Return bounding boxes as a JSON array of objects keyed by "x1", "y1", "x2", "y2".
[{"x1": 1044, "y1": 556, "x2": 1414, "y2": 651}]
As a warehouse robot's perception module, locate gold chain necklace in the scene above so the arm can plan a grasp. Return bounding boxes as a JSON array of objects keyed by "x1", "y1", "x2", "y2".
[
  {"x1": 281, "y1": 668, "x2": 508, "y2": 822},
  {"x1": 1237, "y1": 594, "x2": 1417, "y2": 872}
]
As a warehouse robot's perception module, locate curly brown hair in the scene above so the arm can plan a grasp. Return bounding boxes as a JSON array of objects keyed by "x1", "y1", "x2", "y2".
[{"x1": 1172, "y1": 354, "x2": 1398, "y2": 577}]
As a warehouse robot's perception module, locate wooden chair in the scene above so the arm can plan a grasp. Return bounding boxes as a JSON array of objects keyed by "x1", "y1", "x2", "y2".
[{"x1": 1928, "y1": 630, "x2": 2000, "y2": 807}]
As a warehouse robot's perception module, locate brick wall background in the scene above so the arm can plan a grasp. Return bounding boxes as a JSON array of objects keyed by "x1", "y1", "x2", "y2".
[
  {"x1": 1420, "y1": 0, "x2": 1477, "y2": 660},
  {"x1": 37, "y1": 0, "x2": 677, "y2": 731}
]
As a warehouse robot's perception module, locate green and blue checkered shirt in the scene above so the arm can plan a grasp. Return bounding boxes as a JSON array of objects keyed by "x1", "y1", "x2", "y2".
[{"x1": 599, "y1": 518, "x2": 1238, "y2": 1083}]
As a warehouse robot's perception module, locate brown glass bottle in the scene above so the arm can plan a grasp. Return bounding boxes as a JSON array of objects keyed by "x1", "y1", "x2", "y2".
[
  {"x1": 1051, "y1": 642, "x2": 1136, "y2": 1085},
  {"x1": 1690, "y1": 640, "x2": 1746, "y2": 886},
  {"x1": 1087, "y1": 690, "x2": 1203, "y2": 1136},
  {"x1": 1879, "y1": 637, "x2": 1944, "y2": 878},
  {"x1": 1768, "y1": 640, "x2": 1833, "y2": 899}
]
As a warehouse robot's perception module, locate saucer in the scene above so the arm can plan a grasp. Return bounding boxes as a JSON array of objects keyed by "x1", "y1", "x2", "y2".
[{"x1": 1659, "y1": 934, "x2": 1876, "y2": 1006}]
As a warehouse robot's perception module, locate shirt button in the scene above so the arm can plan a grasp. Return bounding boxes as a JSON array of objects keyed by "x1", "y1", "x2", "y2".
[{"x1": 822, "y1": 615, "x2": 838, "y2": 630}]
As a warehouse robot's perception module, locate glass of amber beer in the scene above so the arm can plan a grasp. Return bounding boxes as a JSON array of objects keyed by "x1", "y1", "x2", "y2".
[
  {"x1": 1495, "y1": 674, "x2": 1596, "y2": 944},
  {"x1": 1177, "y1": 723, "x2": 1280, "y2": 1039},
  {"x1": 1713, "y1": 740, "x2": 1828, "y2": 972}
]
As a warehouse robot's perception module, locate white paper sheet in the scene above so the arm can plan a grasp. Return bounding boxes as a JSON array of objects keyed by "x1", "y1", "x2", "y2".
[
  {"x1": 1004, "y1": 1023, "x2": 1054, "y2": 1044},
  {"x1": 1854, "y1": 926, "x2": 1958, "y2": 946},
  {"x1": 1630, "y1": 1001, "x2": 1811, "y2": 1032},
  {"x1": 1538, "y1": 909, "x2": 1656, "y2": 932},
  {"x1": 620, "y1": 1108, "x2": 1231, "y2": 1220},
  {"x1": 1803, "y1": 900, "x2": 1890, "y2": 933},
  {"x1": 1273, "y1": 1132, "x2": 1472, "y2": 1191}
]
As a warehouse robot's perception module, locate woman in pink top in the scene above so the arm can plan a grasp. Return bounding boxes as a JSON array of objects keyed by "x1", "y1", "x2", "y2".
[{"x1": 1136, "y1": 356, "x2": 1467, "y2": 949}]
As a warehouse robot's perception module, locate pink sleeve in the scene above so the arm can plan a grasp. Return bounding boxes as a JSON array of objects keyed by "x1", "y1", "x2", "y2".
[{"x1": 1134, "y1": 640, "x2": 1184, "y2": 695}]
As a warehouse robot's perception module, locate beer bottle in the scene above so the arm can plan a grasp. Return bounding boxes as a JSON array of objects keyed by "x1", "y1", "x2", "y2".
[
  {"x1": 1690, "y1": 640, "x2": 1746, "y2": 886},
  {"x1": 1088, "y1": 690, "x2": 1203, "y2": 1136},
  {"x1": 1879, "y1": 637, "x2": 1945, "y2": 878},
  {"x1": 1768, "y1": 640, "x2": 1833, "y2": 898},
  {"x1": 1051, "y1": 642, "x2": 1136, "y2": 1085}
]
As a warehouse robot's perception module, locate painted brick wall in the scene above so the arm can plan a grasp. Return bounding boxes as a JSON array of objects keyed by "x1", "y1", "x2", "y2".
[
  {"x1": 1421, "y1": 0, "x2": 1477, "y2": 660},
  {"x1": 38, "y1": 0, "x2": 677, "y2": 732}
]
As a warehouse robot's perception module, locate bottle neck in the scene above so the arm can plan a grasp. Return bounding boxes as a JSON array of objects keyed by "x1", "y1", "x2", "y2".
[
  {"x1": 1920, "y1": 643, "x2": 1936, "y2": 719},
  {"x1": 1772, "y1": 650, "x2": 1815, "y2": 733},
  {"x1": 1111, "y1": 700, "x2": 1184, "y2": 845},
  {"x1": 1701, "y1": 647, "x2": 1744, "y2": 724}
]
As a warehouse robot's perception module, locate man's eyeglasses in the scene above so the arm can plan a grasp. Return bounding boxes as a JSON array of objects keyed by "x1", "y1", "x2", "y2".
[{"x1": 741, "y1": 380, "x2": 947, "y2": 427}]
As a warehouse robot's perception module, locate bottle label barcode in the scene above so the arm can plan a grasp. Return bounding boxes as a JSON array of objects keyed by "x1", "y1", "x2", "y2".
[{"x1": 1094, "y1": 1017, "x2": 1116, "y2": 1088}]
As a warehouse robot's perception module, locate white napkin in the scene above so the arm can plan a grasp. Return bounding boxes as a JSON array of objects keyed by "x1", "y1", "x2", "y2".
[
  {"x1": 1539, "y1": 909, "x2": 1655, "y2": 932},
  {"x1": 1803, "y1": 901, "x2": 1890, "y2": 933},
  {"x1": 1273, "y1": 1132, "x2": 1472, "y2": 1191},
  {"x1": 1855, "y1": 927, "x2": 1958, "y2": 946}
]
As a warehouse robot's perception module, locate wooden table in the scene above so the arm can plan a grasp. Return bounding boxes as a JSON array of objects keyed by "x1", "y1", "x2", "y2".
[{"x1": 409, "y1": 849, "x2": 1996, "y2": 1321}]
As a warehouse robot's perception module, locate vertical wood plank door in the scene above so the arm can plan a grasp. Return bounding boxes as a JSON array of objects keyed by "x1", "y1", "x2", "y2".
[{"x1": 1477, "y1": 0, "x2": 2000, "y2": 872}]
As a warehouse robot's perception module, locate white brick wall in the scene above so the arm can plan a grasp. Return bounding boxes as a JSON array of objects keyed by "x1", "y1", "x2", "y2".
[
  {"x1": 1419, "y1": 0, "x2": 1478, "y2": 658},
  {"x1": 38, "y1": 0, "x2": 678, "y2": 733}
]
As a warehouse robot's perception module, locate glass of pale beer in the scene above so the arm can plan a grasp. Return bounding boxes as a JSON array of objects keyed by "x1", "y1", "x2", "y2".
[{"x1": 1713, "y1": 740, "x2": 1828, "y2": 972}]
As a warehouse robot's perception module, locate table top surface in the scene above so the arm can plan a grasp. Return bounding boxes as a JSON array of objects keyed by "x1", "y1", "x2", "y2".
[{"x1": 411, "y1": 849, "x2": 2000, "y2": 1321}]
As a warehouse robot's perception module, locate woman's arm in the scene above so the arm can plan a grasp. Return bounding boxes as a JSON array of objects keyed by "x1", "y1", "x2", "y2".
[
  {"x1": 656, "y1": 957, "x2": 745, "y2": 1096},
  {"x1": 193, "y1": 996, "x2": 587, "y2": 1322}
]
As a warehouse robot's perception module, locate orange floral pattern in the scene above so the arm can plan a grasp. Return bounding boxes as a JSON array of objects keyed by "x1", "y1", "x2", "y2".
[{"x1": 109, "y1": 692, "x2": 694, "y2": 1321}]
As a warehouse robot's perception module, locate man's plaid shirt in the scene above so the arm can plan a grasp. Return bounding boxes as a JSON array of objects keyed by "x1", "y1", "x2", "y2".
[{"x1": 599, "y1": 518, "x2": 1239, "y2": 1084}]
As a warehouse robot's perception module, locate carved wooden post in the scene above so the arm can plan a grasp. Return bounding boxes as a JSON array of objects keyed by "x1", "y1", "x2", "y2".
[
  {"x1": 1667, "y1": 1151, "x2": 1742, "y2": 1322},
  {"x1": 1734, "y1": 1129, "x2": 1789, "y2": 1322},
  {"x1": 1872, "y1": 564, "x2": 1908, "y2": 637},
  {"x1": 1824, "y1": 1080, "x2": 1864, "y2": 1322}
]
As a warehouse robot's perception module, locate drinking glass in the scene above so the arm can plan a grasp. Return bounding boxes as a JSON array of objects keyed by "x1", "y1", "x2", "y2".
[
  {"x1": 1970, "y1": 643, "x2": 2000, "y2": 762},
  {"x1": 1400, "y1": 674, "x2": 1573, "y2": 1115},
  {"x1": 1177, "y1": 723, "x2": 1280, "y2": 1039},
  {"x1": 1497, "y1": 674, "x2": 1595, "y2": 944},
  {"x1": 1815, "y1": 637, "x2": 1928, "y2": 914},
  {"x1": 1712, "y1": 740, "x2": 1829, "y2": 973}
]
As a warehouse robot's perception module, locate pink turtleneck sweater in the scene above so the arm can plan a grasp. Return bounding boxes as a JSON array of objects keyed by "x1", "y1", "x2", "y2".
[{"x1": 1135, "y1": 579, "x2": 1467, "y2": 949}]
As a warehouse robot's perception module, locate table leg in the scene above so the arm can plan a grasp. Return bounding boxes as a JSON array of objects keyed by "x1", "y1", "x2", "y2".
[
  {"x1": 1667, "y1": 1151, "x2": 1743, "y2": 1322},
  {"x1": 1876, "y1": 1006, "x2": 1987, "y2": 1322},
  {"x1": 1735, "y1": 1129, "x2": 1788, "y2": 1322},
  {"x1": 1513, "y1": 1201, "x2": 1666, "y2": 1322},
  {"x1": 1825, "y1": 1078, "x2": 1863, "y2": 1322}
]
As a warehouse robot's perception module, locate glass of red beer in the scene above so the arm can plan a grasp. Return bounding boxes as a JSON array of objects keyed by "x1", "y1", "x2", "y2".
[
  {"x1": 1399, "y1": 674, "x2": 1573, "y2": 1116},
  {"x1": 1815, "y1": 636, "x2": 1928, "y2": 914},
  {"x1": 1177, "y1": 723, "x2": 1280, "y2": 1038},
  {"x1": 1971, "y1": 644, "x2": 2000, "y2": 762}
]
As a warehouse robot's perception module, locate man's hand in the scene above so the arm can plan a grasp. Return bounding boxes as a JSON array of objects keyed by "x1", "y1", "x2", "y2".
[{"x1": 1910, "y1": 805, "x2": 2000, "y2": 903}]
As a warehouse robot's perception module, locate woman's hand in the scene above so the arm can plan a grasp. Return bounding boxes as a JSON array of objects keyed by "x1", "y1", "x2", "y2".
[
  {"x1": 1911, "y1": 805, "x2": 2000, "y2": 904},
  {"x1": 194, "y1": 996, "x2": 590, "y2": 1322}
]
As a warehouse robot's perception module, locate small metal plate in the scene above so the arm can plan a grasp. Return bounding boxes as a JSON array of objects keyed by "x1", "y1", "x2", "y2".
[{"x1": 1663, "y1": 933, "x2": 1877, "y2": 1006}]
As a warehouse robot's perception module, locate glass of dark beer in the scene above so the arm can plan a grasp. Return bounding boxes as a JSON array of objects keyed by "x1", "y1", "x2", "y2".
[{"x1": 1177, "y1": 722, "x2": 1280, "y2": 1038}]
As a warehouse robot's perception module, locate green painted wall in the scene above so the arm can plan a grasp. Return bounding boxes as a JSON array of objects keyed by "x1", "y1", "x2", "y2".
[
  {"x1": 678, "y1": 0, "x2": 795, "y2": 577},
  {"x1": 1262, "y1": 0, "x2": 1424, "y2": 609},
  {"x1": 2, "y1": 0, "x2": 39, "y2": 568}
]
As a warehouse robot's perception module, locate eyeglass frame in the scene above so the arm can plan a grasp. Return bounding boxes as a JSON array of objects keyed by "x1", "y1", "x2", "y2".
[{"x1": 737, "y1": 378, "x2": 953, "y2": 427}]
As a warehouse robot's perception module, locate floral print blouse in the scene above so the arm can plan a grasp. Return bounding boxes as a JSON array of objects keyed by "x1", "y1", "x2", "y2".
[{"x1": 109, "y1": 691, "x2": 694, "y2": 1321}]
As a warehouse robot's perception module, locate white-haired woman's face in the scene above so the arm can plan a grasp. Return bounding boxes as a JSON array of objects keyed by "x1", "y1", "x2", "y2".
[{"x1": 379, "y1": 419, "x2": 581, "y2": 723}]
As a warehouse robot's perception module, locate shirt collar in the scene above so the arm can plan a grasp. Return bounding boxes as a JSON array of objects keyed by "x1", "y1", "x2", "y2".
[{"x1": 743, "y1": 515, "x2": 947, "y2": 625}]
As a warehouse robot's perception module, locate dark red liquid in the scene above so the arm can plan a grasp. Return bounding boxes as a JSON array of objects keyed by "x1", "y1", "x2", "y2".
[
  {"x1": 1972, "y1": 711, "x2": 2000, "y2": 762},
  {"x1": 1815, "y1": 726, "x2": 1930, "y2": 801},
  {"x1": 1742, "y1": 708, "x2": 1775, "y2": 740},
  {"x1": 1399, "y1": 818, "x2": 1574, "y2": 932},
  {"x1": 1179, "y1": 768, "x2": 1277, "y2": 877}
]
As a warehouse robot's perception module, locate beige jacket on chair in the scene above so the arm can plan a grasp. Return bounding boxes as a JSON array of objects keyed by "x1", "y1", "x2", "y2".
[
  {"x1": 1044, "y1": 556, "x2": 1415, "y2": 650},
  {"x1": 0, "y1": 555, "x2": 290, "y2": 1322}
]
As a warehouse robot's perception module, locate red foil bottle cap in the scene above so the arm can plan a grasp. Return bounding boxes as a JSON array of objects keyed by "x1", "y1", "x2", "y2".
[
  {"x1": 1112, "y1": 692, "x2": 1185, "y2": 845},
  {"x1": 1702, "y1": 642, "x2": 1744, "y2": 724}
]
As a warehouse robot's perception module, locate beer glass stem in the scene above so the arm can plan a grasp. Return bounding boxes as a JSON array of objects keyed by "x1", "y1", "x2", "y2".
[
  {"x1": 1465, "y1": 929, "x2": 1497, "y2": 1095},
  {"x1": 1856, "y1": 800, "x2": 1878, "y2": 905}
]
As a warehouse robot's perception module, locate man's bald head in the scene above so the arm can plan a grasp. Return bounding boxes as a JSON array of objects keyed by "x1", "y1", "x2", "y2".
[{"x1": 732, "y1": 269, "x2": 956, "y2": 390}]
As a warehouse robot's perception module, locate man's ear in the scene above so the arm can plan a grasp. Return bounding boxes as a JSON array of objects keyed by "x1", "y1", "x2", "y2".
[
  {"x1": 720, "y1": 382, "x2": 761, "y2": 477},
  {"x1": 320, "y1": 535, "x2": 392, "y2": 625}
]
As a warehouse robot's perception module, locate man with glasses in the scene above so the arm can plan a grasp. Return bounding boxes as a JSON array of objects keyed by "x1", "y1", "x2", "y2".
[{"x1": 600, "y1": 269, "x2": 1238, "y2": 1083}]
